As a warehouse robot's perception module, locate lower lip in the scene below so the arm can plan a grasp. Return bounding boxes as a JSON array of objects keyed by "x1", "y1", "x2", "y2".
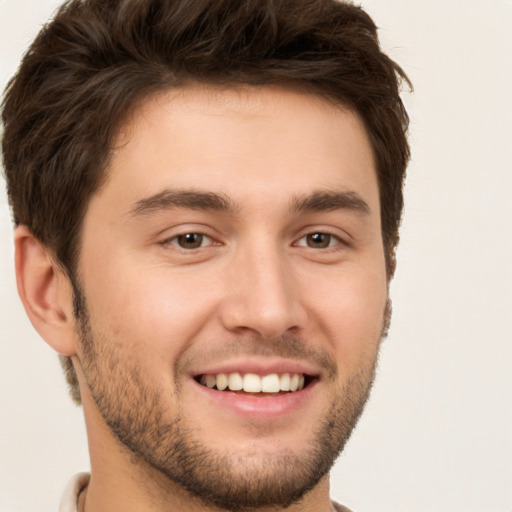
[{"x1": 192, "y1": 379, "x2": 318, "y2": 419}]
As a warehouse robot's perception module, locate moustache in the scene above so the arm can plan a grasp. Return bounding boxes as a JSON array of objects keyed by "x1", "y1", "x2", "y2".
[{"x1": 175, "y1": 334, "x2": 338, "y2": 381}]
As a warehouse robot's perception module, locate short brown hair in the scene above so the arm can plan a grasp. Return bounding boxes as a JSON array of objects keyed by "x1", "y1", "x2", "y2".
[{"x1": 2, "y1": 0, "x2": 411, "y2": 403}]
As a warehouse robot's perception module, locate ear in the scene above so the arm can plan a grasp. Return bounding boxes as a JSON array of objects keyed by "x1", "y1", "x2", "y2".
[{"x1": 14, "y1": 226, "x2": 78, "y2": 356}]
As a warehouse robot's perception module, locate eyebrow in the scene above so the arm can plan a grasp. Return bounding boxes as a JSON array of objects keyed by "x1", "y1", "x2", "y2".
[
  {"x1": 290, "y1": 190, "x2": 371, "y2": 216},
  {"x1": 128, "y1": 187, "x2": 371, "y2": 219},
  {"x1": 129, "y1": 189, "x2": 239, "y2": 217}
]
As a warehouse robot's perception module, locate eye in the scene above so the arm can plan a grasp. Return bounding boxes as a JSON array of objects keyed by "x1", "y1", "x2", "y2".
[
  {"x1": 296, "y1": 232, "x2": 342, "y2": 249},
  {"x1": 167, "y1": 233, "x2": 213, "y2": 250}
]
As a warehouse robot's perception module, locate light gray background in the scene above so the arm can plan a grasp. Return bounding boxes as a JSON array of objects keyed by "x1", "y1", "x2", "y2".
[{"x1": 1, "y1": 1, "x2": 511, "y2": 511}]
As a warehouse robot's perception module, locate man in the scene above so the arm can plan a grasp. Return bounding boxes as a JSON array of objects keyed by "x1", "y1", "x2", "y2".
[{"x1": 1, "y1": 0, "x2": 410, "y2": 510}]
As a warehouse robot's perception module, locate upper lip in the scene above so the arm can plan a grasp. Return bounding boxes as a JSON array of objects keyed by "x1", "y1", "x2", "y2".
[{"x1": 190, "y1": 358, "x2": 321, "y2": 379}]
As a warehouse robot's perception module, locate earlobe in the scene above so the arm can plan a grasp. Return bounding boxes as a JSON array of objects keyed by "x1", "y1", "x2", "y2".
[{"x1": 14, "y1": 226, "x2": 78, "y2": 356}]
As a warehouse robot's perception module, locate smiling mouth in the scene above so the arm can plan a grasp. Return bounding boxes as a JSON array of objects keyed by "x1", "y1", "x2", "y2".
[{"x1": 195, "y1": 372, "x2": 313, "y2": 394}]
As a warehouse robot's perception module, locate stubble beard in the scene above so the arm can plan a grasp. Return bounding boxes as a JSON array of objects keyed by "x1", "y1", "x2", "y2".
[{"x1": 73, "y1": 286, "x2": 386, "y2": 511}]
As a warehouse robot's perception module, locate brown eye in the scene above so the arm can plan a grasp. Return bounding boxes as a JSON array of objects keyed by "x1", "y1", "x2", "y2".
[
  {"x1": 175, "y1": 233, "x2": 205, "y2": 249},
  {"x1": 305, "y1": 233, "x2": 333, "y2": 248}
]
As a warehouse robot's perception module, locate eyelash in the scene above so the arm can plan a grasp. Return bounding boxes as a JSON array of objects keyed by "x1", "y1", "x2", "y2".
[
  {"x1": 294, "y1": 232, "x2": 344, "y2": 250},
  {"x1": 162, "y1": 231, "x2": 345, "y2": 251},
  {"x1": 162, "y1": 232, "x2": 215, "y2": 250}
]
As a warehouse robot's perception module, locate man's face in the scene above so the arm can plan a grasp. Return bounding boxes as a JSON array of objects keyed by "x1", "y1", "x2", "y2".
[{"x1": 73, "y1": 86, "x2": 388, "y2": 510}]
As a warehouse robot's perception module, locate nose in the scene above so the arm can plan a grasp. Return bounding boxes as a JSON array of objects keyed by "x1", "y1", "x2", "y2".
[{"x1": 219, "y1": 243, "x2": 307, "y2": 339}]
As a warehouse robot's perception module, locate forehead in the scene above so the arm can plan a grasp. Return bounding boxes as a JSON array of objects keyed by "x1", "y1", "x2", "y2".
[{"x1": 93, "y1": 85, "x2": 378, "y2": 217}]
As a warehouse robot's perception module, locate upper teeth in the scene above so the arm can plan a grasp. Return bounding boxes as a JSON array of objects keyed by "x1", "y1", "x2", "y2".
[{"x1": 199, "y1": 373, "x2": 306, "y2": 393}]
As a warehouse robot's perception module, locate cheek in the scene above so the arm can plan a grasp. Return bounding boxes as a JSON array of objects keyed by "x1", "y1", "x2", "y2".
[
  {"x1": 304, "y1": 263, "x2": 387, "y2": 369},
  {"x1": 81, "y1": 254, "x2": 222, "y2": 357}
]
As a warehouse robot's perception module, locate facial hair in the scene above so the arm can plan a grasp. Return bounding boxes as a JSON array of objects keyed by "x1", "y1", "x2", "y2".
[{"x1": 73, "y1": 284, "x2": 385, "y2": 512}]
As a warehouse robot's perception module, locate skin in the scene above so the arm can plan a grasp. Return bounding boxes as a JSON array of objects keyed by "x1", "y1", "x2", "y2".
[{"x1": 15, "y1": 85, "x2": 388, "y2": 512}]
